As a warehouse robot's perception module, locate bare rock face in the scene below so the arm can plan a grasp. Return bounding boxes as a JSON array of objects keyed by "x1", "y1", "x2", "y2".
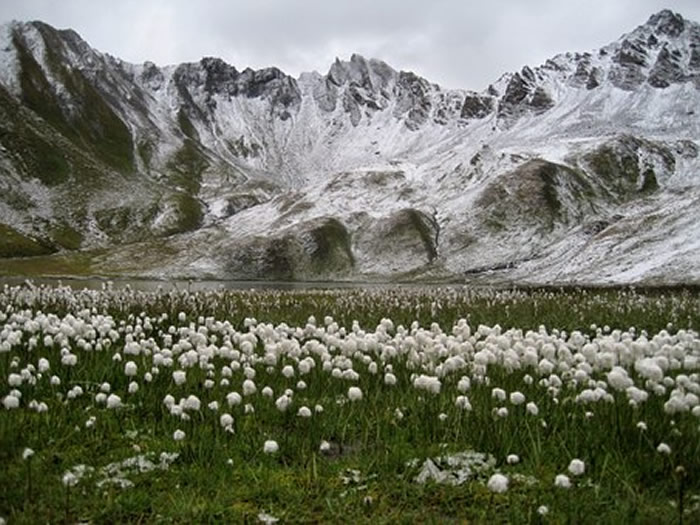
[
  {"x1": 648, "y1": 9, "x2": 686, "y2": 37},
  {"x1": 460, "y1": 94, "x2": 494, "y2": 119},
  {"x1": 497, "y1": 67, "x2": 554, "y2": 120},
  {"x1": 394, "y1": 72, "x2": 433, "y2": 130},
  {"x1": 648, "y1": 46, "x2": 686, "y2": 88},
  {"x1": 609, "y1": 39, "x2": 649, "y2": 90}
]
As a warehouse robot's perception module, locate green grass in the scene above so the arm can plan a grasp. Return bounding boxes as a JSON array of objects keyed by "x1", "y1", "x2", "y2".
[
  {"x1": 0, "y1": 251, "x2": 96, "y2": 277},
  {"x1": 14, "y1": 25, "x2": 134, "y2": 174},
  {"x1": 1, "y1": 286, "x2": 699, "y2": 523},
  {"x1": 0, "y1": 224, "x2": 56, "y2": 258}
]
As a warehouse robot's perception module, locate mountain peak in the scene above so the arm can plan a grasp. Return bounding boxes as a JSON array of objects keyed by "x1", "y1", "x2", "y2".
[{"x1": 646, "y1": 9, "x2": 686, "y2": 36}]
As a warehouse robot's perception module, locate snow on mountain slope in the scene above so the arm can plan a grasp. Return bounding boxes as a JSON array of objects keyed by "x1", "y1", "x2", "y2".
[{"x1": 0, "y1": 10, "x2": 699, "y2": 284}]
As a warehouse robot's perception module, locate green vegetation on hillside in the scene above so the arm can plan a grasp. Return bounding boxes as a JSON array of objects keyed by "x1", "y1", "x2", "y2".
[{"x1": 0, "y1": 224, "x2": 55, "y2": 258}]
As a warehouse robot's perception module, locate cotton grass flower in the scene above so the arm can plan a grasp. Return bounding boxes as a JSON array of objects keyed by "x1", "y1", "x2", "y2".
[
  {"x1": 173, "y1": 429, "x2": 186, "y2": 441},
  {"x1": 226, "y1": 392, "x2": 242, "y2": 407},
  {"x1": 220, "y1": 413, "x2": 234, "y2": 428},
  {"x1": 172, "y1": 370, "x2": 186, "y2": 386},
  {"x1": 184, "y1": 395, "x2": 201, "y2": 411},
  {"x1": 242, "y1": 379, "x2": 256, "y2": 396},
  {"x1": 487, "y1": 473, "x2": 509, "y2": 493},
  {"x1": 455, "y1": 395, "x2": 472, "y2": 411},
  {"x1": 491, "y1": 388, "x2": 506, "y2": 402},
  {"x1": 124, "y1": 361, "x2": 137, "y2": 377},
  {"x1": 22, "y1": 448, "x2": 35, "y2": 460},
  {"x1": 297, "y1": 406, "x2": 312, "y2": 418},
  {"x1": 62, "y1": 471, "x2": 79, "y2": 487},
  {"x1": 263, "y1": 440, "x2": 279, "y2": 454},
  {"x1": 348, "y1": 386, "x2": 363, "y2": 402},
  {"x1": 568, "y1": 459, "x2": 585, "y2": 476},
  {"x1": 657, "y1": 443, "x2": 671, "y2": 455},
  {"x1": 275, "y1": 394, "x2": 291, "y2": 412},
  {"x1": 506, "y1": 454, "x2": 520, "y2": 465},
  {"x1": 413, "y1": 374, "x2": 441, "y2": 394},
  {"x1": 509, "y1": 391, "x2": 526, "y2": 405},
  {"x1": 554, "y1": 474, "x2": 571, "y2": 488},
  {"x1": 457, "y1": 376, "x2": 471, "y2": 392},
  {"x1": 106, "y1": 394, "x2": 122, "y2": 409}
]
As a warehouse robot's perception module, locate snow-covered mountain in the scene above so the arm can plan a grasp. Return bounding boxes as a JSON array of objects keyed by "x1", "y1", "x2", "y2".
[{"x1": 1, "y1": 9, "x2": 699, "y2": 284}]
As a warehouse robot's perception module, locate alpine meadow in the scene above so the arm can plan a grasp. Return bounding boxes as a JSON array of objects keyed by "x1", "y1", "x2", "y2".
[{"x1": 2, "y1": 5, "x2": 700, "y2": 524}]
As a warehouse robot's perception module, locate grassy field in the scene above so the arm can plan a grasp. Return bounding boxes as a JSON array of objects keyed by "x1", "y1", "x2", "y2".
[{"x1": 1, "y1": 283, "x2": 700, "y2": 523}]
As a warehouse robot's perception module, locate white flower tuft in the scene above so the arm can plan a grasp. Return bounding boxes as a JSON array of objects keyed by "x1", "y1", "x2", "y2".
[
  {"x1": 657, "y1": 442, "x2": 671, "y2": 455},
  {"x1": 263, "y1": 440, "x2": 279, "y2": 454},
  {"x1": 568, "y1": 458, "x2": 585, "y2": 476},
  {"x1": 487, "y1": 473, "x2": 509, "y2": 493},
  {"x1": 348, "y1": 386, "x2": 363, "y2": 402},
  {"x1": 554, "y1": 474, "x2": 571, "y2": 488}
]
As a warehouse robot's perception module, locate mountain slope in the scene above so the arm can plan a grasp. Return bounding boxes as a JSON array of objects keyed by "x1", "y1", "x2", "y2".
[{"x1": 0, "y1": 9, "x2": 699, "y2": 284}]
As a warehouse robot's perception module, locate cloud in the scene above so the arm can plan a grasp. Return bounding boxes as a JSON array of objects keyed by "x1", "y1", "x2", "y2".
[{"x1": 1, "y1": 0, "x2": 700, "y2": 90}]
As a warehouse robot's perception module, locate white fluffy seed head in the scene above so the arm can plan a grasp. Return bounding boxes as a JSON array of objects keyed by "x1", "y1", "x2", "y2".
[
  {"x1": 509, "y1": 391, "x2": 526, "y2": 405},
  {"x1": 554, "y1": 474, "x2": 571, "y2": 488},
  {"x1": 220, "y1": 413, "x2": 234, "y2": 428},
  {"x1": 487, "y1": 473, "x2": 509, "y2": 493},
  {"x1": 226, "y1": 392, "x2": 242, "y2": 407},
  {"x1": 657, "y1": 442, "x2": 671, "y2": 455},
  {"x1": 242, "y1": 379, "x2": 257, "y2": 396},
  {"x1": 106, "y1": 394, "x2": 122, "y2": 409},
  {"x1": 491, "y1": 388, "x2": 506, "y2": 402},
  {"x1": 124, "y1": 361, "x2": 138, "y2": 377},
  {"x1": 348, "y1": 386, "x2": 363, "y2": 402},
  {"x1": 275, "y1": 395, "x2": 291, "y2": 412},
  {"x1": 263, "y1": 440, "x2": 279, "y2": 454},
  {"x1": 172, "y1": 370, "x2": 186, "y2": 386},
  {"x1": 526, "y1": 402, "x2": 539, "y2": 416},
  {"x1": 62, "y1": 471, "x2": 79, "y2": 487},
  {"x1": 568, "y1": 459, "x2": 585, "y2": 476}
]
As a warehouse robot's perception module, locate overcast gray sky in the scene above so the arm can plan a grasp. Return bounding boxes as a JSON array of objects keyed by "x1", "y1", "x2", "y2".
[{"x1": 1, "y1": 1, "x2": 699, "y2": 90}]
